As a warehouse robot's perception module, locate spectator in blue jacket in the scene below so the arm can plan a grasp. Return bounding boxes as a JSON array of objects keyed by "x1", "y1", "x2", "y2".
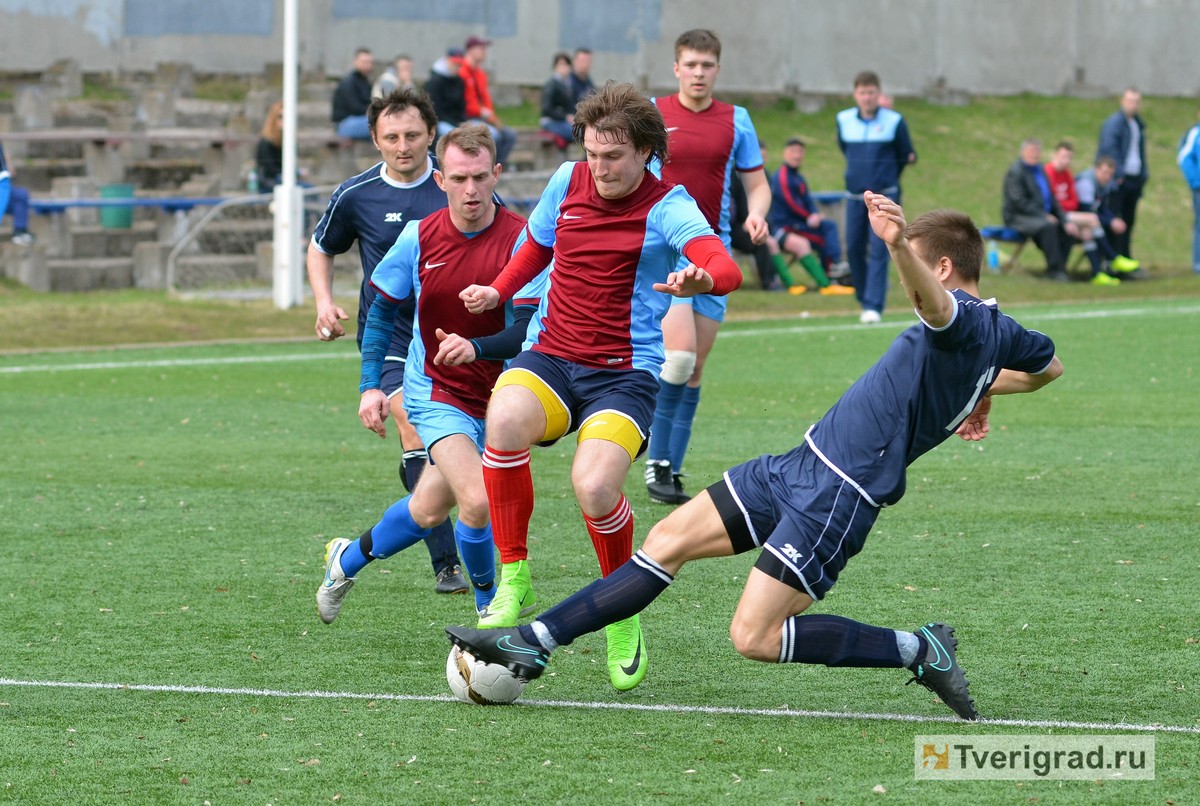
[
  {"x1": 0, "y1": 141, "x2": 33, "y2": 245},
  {"x1": 1177, "y1": 108, "x2": 1200, "y2": 274},
  {"x1": 837, "y1": 71, "x2": 916, "y2": 323},
  {"x1": 1095, "y1": 88, "x2": 1148, "y2": 258}
]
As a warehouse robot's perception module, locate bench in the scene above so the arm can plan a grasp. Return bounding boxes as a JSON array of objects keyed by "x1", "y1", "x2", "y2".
[{"x1": 979, "y1": 226, "x2": 1028, "y2": 272}]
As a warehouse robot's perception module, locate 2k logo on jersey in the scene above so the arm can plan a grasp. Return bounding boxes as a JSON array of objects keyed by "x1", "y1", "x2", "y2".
[
  {"x1": 384, "y1": 212, "x2": 405, "y2": 223},
  {"x1": 780, "y1": 543, "x2": 803, "y2": 562}
]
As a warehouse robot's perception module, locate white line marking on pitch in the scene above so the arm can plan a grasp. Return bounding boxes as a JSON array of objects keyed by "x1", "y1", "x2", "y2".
[
  {"x1": 1, "y1": 678, "x2": 1196, "y2": 734},
  {"x1": 3, "y1": 304, "x2": 1195, "y2": 375}
]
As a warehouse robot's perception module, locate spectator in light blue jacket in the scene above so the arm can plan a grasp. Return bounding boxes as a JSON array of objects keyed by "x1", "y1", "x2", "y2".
[{"x1": 1177, "y1": 109, "x2": 1200, "y2": 274}]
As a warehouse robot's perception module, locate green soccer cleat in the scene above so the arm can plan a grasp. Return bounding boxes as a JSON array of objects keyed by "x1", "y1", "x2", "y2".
[
  {"x1": 1091, "y1": 272, "x2": 1121, "y2": 286},
  {"x1": 476, "y1": 560, "x2": 537, "y2": 628},
  {"x1": 316, "y1": 537, "x2": 355, "y2": 624},
  {"x1": 446, "y1": 625, "x2": 550, "y2": 681},
  {"x1": 906, "y1": 622, "x2": 979, "y2": 720},
  {"x1": 1109, "y1": 255, "x2": 1140, "y2": 273},
  {"x1": 605, "y1": 614, "x2": 647, "y2": 691}
]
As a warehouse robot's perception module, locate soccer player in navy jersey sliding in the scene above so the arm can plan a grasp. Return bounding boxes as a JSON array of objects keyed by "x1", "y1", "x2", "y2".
[
  {"x1": 459, "y1": 81, "x2": 743, "y2": 691},
  {"x1": 316, "y1": 125, "x2": 546, "y2": 625},
  {"x1": 449, "y1": 191, "x2": 1064, "y2": 719}
]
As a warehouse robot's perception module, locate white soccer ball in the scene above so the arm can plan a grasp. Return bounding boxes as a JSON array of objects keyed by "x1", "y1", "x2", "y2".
[{"x1": 446, "y1": 644, "x2": 527, "y2": 705}]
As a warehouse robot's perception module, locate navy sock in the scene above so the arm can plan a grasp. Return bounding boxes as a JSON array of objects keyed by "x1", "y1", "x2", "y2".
[
  {"x1": 778, "y1": 614, "x2": 904, "y2": 668},
  {"x1": 537, "y1": 550, "x2": 674, "y2": 647},
  {"x1": 668, "y1": 384, "x2": 701, "y2": 472},
  {"x1": 648, "y1": 379, "x2": 685, "y2": 462}
]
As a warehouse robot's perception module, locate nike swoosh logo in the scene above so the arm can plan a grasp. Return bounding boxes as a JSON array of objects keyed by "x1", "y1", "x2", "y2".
[
  {"x1": 921, "y1": 626, "x2": 953, "y2": 672},
  {"x1": 561, "y1": 213, "x2": 581, "y2": 220},
  {"x1": 497, "y1": 635, "x2": 547, "y2": 665},
  {"x1": 665, "y1": 127, "x2": 680, "y2": 132},
  {"x1": 620, "y1": 634, "x2": 643, "y2": 676},
  {"x1": 424, "y1": 260, "x2": 447, "y2": 269}
]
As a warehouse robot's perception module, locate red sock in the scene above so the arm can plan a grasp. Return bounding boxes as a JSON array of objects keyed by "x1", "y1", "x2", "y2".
[
  {"x1": 482, "y1": 445, "x2": 533, "y2": 563},
  {"x1": 584, "y1": 495, "x2": 634, "y2": 576}
]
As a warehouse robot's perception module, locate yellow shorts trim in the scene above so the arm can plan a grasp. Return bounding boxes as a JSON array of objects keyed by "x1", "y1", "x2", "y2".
[
  {"x1": 493, "y1": 368, "x2": 571, "y2": 442},
  {"x1": 577, "y1": 409, "x2": 647, "y2": 463}
]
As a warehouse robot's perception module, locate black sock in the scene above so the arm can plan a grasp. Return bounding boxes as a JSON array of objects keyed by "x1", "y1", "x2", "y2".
[
  {"x1": 537, "y1": 550, "x2": 673, "y2": 647},
  {"x1": 779, "y1": 614, "x2": 904, "y2": 668}
]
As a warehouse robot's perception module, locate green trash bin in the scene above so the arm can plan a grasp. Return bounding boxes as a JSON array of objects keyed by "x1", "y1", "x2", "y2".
[{"x1": 100, "y1": 183, "x2": 135, "y2": 229}]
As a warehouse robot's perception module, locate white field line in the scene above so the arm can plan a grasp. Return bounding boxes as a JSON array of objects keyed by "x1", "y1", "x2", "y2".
[
  {"x1": 1, "y1": 677, "x2": 1197, "y2": 734},
  {"x1": 2, "y1": 304, "x2": 1196, "y2": 376}
]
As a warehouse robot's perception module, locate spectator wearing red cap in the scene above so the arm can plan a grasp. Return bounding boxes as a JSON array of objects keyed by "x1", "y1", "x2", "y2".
[{"x1": 455, "y1": 36, "x2": 516, "y2": 165}]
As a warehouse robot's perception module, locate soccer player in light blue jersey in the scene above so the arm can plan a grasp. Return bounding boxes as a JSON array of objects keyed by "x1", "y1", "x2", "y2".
[
  {"x1": 450, "y1": 192, "x2": 1063, "y2": 719},
  {"x1": 317, "y1": 126, "x2": 546, "y2": 625}
]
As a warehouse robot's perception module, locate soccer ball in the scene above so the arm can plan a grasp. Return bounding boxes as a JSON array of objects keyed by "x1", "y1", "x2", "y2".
[{"x1": 446, "y1": 644, "x2": 527, "y2": 705}]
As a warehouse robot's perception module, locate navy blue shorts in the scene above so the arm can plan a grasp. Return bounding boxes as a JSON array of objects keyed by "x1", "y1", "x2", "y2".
[
  {"x1": 506, "y1": 350, "x2": 658, "y2": 451},
  {"x1": 707, "y1": 443, "x2": 879, "y2": 600}
]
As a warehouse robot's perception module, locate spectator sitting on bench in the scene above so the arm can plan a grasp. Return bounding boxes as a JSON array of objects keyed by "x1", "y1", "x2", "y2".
[
  {"x1": 767, "y1": 137, "x2": 854, "y2": 296},
  {"x1": 1002, "y1": 137, "x2": 1072, "y2": 282},
  {"x1": 732, "y1": 138, "x2": 780, "y2": 290},
  {"x1": 332, "y1": 47, "x2": 376, "y2": 141},
  {"x1": 1076, "y1": 156, "x2": 1142, "y2": 283},
  {"x1": 539, "y1": 52, "x2": 575, "y2": 147},
  {"x1": 0, "y1": 140, "x2": 34, "y2": 245},
  {"x1": 426, "y1": 49, "x2": 467, "y2": 138},
  {"x1": 373, "y1": 54, "x2": 415, "y2": 99},
  {"x1": 455, "y1": 36, "x2": 516, "y2": 166},
  {"x1": 1044, "y1": 141, "x2": 1136, "y2": 285}
]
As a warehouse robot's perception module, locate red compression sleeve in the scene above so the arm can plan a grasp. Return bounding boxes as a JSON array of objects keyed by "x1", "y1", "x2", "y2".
[
  {"x1": 682, "y1": 235, "x2": 743, "y2": 296},
  {"x1": 491, "y1": 233, "x2": 554, "y2": 302}
]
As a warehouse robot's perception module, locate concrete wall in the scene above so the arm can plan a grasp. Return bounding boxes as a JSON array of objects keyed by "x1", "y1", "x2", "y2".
[{"x1": 1, "y1": 0, "x2": 1197, "y2": 97}]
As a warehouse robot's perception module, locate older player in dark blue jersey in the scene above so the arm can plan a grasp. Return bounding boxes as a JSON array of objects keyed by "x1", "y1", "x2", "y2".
[
  {"x1": 308, "y1": 88, "x2": 468, "y2": 596},
  {"x1": 448, "y1": 192, "x2": 1064, "y2": 720}
]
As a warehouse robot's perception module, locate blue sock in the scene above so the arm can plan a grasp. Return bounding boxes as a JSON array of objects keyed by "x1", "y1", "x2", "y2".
[
  {"x1": 350, "y1": 496, "x2": 431, "y2": 577},
  {"x1": 339, "y1": 534, "x2": 372, "y2": 578},
  {"x1": 668, "y1": 384, "x2": 701, "y2": 473},
  {"x1": 778, "y1": 614, "x2": 904, "y2": 667},
  {"x1": 537, "y1": 550, "x2": 673, "y2": 647},
  {"x1": 649, "y1": 379, "x2": 686, "y2": 462},
  {"x1": 455, "y1": 521, "x2": 496, "y2": 609}
]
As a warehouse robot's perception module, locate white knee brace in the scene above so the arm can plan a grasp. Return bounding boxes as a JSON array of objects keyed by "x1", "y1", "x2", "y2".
[{"x1": 660, "y1": 349, "x2": 697, "y2": 385}]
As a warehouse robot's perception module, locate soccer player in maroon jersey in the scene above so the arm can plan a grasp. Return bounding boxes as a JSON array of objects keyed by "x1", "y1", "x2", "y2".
[
  {"x1": 645, "y1": 29, "x2": 772, "y2": 506},
  {"x1": 317, "y1": 126, "x2": 545, "y2": 625},
  {"x1": 459, "y1": 82, "x2": 743, "y2": 690}
]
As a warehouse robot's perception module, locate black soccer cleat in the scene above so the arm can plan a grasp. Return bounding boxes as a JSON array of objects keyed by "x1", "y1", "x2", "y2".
[
  {"x1": 645, "y1": 460, "x2": 691, "y2": 505},
  {"x1": 446, "y1": 625, "x2": 550, "y2": 681},
  {"x1": 906, "y1": 622, "x2": 979, "y2": 720}
]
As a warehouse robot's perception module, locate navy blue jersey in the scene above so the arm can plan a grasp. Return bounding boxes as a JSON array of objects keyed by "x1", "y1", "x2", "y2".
[
  {"x1": 836, "y1": 106, "x2": 915, "y2": 194},
  {"x1": 310, "y1": 156, "x2": 447, "y2": 354},
  {"x1": 807, "y1": 290, "x2": 1056, "y2": 507}
]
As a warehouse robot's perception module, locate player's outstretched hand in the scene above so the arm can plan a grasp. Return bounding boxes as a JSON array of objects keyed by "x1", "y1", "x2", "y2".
[
  {"x1": 653, "y1": 264, "x2": 714, "y2": 297},
  {"x1": 433, "y1": 328, "x2": 477, "y2": 366},
  {"x1": 865, "y1": 191, "x2": 907, "y2": 247},
  {"x1": 315, "y1": 303, "x2": 349, "y2": 341},
  {"x1": 956, "y1": 395, "x2": 992, "y2": 442},
  {"x1": 358, "y1": 389, "x2": 390, "y2": 439},
  {"x1": 460, "y1": 284, "x2": 500, "y2": 314}
]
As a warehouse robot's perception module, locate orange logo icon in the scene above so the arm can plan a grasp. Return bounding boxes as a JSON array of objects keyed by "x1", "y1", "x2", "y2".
[{"x1": 922, "y1": 744, "x2": 949, "y2": 770}]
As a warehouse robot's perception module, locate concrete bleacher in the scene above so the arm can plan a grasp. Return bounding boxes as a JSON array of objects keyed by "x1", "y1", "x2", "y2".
[{"x1": 1, "y1": 60, "x2": 572, "y2": 293}]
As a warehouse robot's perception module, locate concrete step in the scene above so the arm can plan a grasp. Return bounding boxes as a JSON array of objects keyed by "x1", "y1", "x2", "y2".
[
  {"x1": 195, "y1": 219, "x2": 273, "y2": 253},
  {"x1": 44, "y1": 256, "x2": 134, "y2": 291},
  {"x1": 172, "y1": 253, "x2": 264, "y2": 288},
  {"x1": 12, "y1": 158, "x2": 87, "y2": 192},
  {"x1": 125, "y1": 157, "x2": 207, "y2": 188},
  {"x1": 65, "y1": 222, "x2": 160, "y2": 258}
]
